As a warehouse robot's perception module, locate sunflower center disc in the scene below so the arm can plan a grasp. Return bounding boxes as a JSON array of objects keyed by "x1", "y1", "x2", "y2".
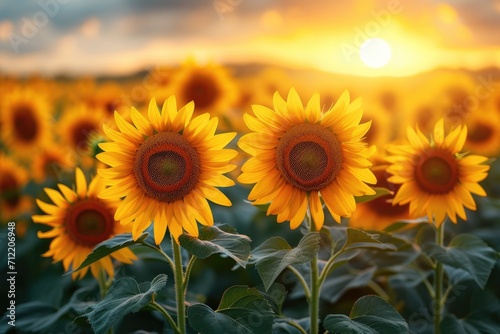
[
  {"x1": 71, "y1": 121, "x2": 97, "y2": 150},
  {"x1": 134, "y1": 132, "x2": 200, "y2": 202},
  {"x1": 66, "y1": 199, "x2": 114, "y2": 247},
  {"x1": 183, "y1": 72, "x2": 219, "y2": 109},
  {"x1": 415, "y1": 149, "x2": 459, "y2": 194},
  {"x1": 0, "y1": 173, "x2": 21, "y2": 208},
  {"x1": 468, "y1": 122, "x2": 493, "y2": 143},
  {"x1": 276, "y1": 123, "x2": 342, "y2": 191},
  {"x1": 13, "y1": 105, "x2": 39, "y2": 142}
]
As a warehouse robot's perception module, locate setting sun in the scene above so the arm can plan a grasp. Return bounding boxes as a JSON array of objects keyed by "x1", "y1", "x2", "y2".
[{"x1": 360, "y1": 38, "x2": 392, "y2": 68}]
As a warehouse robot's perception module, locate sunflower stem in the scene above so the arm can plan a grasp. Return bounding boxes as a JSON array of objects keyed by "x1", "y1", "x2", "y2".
[
  {"x1": 97, "y1": 267, "x2": 110, "y2": 299},
  {"x1": 367, "y1": 280, "x2": 390, "y2": 300},
  {"x1": 307, "y1": 211, "x2": 320, "y2": 334},
  {"x1": 144, "y1": 243, "x2": 175, "y2": 271},
  {"x1": 286, "y1": 265, "x2": 311, "y2": 301},
  {"x1": 172, "y1": 235, "x2": 187, "y2": 334},
  {"x1": 183, "y1": 255, "x2": 196, "y2": 294},
  {"x1": 433, "y1": 220, "x2": 445, "y2": 334},
  {"x1": 150, "y1": 299, "x2": 181, "y2": 334},
  {"x1": 286, "y1": 319, "x2": 308, "y2": 334}
]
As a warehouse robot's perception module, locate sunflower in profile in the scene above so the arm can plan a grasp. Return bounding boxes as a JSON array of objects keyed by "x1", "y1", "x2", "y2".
[
  {"x1": 32, "y1": 168, "x2": 137, "y2": 280},
  {"x1": 97, "y1": 97, "x2": 237, "y2": 244},
  {"x1": 349, "y1": 165, "x2": 410, "y2": 230},
  {"x1": 166, "y1": 60, "x2": 239, "y2": 117},
  {"x1": 0, "y1": 154, "x2": 33, "y2": 222},
  {"x1": 1, "y1": 89, "x2": 52, "y2": 159},
  {"x1": 238, "y1": 88, "x2": 376, "y2": 230},
  {"x1": 387, "y1": 119, "x2": 490, "y2": 225}
]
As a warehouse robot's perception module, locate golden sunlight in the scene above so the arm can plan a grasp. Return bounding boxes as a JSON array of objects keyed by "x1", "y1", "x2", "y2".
[{"x1": 359, "y1": 38, "x2": 392, "y2": 68}]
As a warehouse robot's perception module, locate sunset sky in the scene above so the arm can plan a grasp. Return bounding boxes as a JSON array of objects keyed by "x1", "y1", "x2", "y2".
[{"x1": 0, "y1": 0, "x2": 499, "y2": 77}]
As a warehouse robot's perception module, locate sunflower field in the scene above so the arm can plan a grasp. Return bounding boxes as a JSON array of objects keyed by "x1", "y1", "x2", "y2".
[{"x1": 1, "y1": 2, "x2": 500, "y2": 334}]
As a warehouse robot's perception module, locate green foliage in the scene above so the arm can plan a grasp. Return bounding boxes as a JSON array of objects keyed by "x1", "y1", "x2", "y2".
[
  {"x1": 187, "y1": 286, "x2": 274, "y2": 334},
  {"x1": 323, "y1": 295, "x2": 409, "y2": 334},
  {"x1": 250, "y1": 232, "x2": 321, "y2": 290},
  {"x1": 85, "y1": 274, "x2": 167, "y2": 333},
  {"x1": 73, "y1": 232, "x2": 149, "y2": 273},
  {"x1": 344, "y1": 228, "x2": 398, "y2": 251},
  {"x1": 440, "y1": 291, "x2": 500, "y2": 334},
  {"x1": 354, "y1": 187, "x2": 393, "y2": 204},
  {"x1": 322, "y1": 226, "x2": 398, "y2": 256},
  {"x1": 179, "y1": 224, "x2": 251, "y2": 267},
  {"x1": 0, "y1": 287, "x2": 94, "y2": 333},
  {"x1": 423, "y1": 233, "x2": 497, "y2": 288},
  {"x1": 321, "y1": 266, "x2": 377, "y2": 304}
]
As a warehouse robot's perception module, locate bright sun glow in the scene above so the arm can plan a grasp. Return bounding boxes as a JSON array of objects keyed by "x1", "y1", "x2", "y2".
[{"x1": 359, "y1": 38, "x2": 392, "y2": 68}]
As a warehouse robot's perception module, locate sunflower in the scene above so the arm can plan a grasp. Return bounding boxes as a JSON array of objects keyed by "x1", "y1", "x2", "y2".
[
  {"x1": 96, "y1": 97, "x2": 237, "y2": 244},
  {"x1": 32, "y1": 168, "x2": 137, "y2": 280},
  {"x1": 0, "y1": 154, "x2": 33, "y2": 222},
  {"x1": 91, "y1": 82, "x2": 128, "y2": 118},
  {"x1": 146, "y1": 65, "x2": 174, "y2": 105},
  {"x1": 166, "y1": 60, "x2": 239, "y2": 117},
  {"x1": 31, "y1": 146, "x2": 74, "y2": 183},
  {"x1": 349, "y1": 165, "x2": 410, "y2": 230},
  {"x1": 463, "y1": 110, "x2": 500, "y2": 157},
  {"x1": 238, "y1": 88, "x2": 376, "y2": 230},
  {"x1": 1, "y1": 89, "x2": 52, "y2": 159},
  {"x1": 387, "y1": 119, "x2": 490, "y2": 225},
  {"x1": 59, "y1": 104, "x2": 105, "y2": 152}
]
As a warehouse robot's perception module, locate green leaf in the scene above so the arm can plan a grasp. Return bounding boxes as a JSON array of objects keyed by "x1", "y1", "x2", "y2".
[
  {"x1": 256, "y1": 283, "x2": 287, "y2": 315},
  {"x1": 321, "y1": 227, "x2": 397, "y2": 256},
  {"x1": 86, "y1": 274, "x2": 167, "y2": 333},
  {"x1": 382, "y1": 217, "x2": 429, "y2": 233},
  {"x1": 321, "y1": 266, "x2": 376, "y2": 304},
  {"x1": 345, "y1": 228, "x2": 397, "y2": 251},
  {"x1": 188, "y1": 286, "x2": 274, "y2": 334},
  {"x1": 0, "y1": 287, "x2": 94, "y2": 333},
  {"x1": 323, "y1": 295, "x2": 409, "y2": 334},
  {"x1": 217, "y1": 286, "x2": 265, "y2": 309},
  {"x1": 355, "y1": 187, "x2": 392, "y2": 204},
  {"x1": 441, "y1": 314, "x2": 500, "y2": 334},
  {"x1": 422, "y1": 233, "x2": 496, "y2": 288},
  {"x1": 251, "y1": 233, "x2": 321, "y2": 290},
  {"x1": 179, "y1": 224, "x2": 251, "y2": 267},
  {"x1": 73, "y1": 232, "x2": 148, "y2": 273}
]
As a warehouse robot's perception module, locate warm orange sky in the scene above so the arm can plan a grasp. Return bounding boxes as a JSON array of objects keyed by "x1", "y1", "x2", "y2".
[{"x1": 0, "y1": 0, "x2": 499, "y2": 77}]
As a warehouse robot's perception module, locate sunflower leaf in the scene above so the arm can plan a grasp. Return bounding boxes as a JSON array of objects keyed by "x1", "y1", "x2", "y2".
[
  {"x1": 72, "y1": 232, "x2": 148, "y2": 273},
  {"x1": 86, "y1": 274, "x2": 167, "y2": 334},
  {"x1": 250, "y1": 232, "x2": 321, "y2": 291},
  {"x1": 187, "y1": 285, "x2": 274, "y2": 334},
  {"x1": 422, "y1": 233, "x2": 497, "y2": 289},
  {"x1": 323, "y1": 295, "x2": 409, "y2": 334},
  {"x1": 345, "y1": 228, "x2": 398, "y2": 251},
  {"x1": 178, "y1": 224, "x2": 251, "y2": 268},
  {"x1": 354, "y1": 187, "x2": 393, "y2": 204}
]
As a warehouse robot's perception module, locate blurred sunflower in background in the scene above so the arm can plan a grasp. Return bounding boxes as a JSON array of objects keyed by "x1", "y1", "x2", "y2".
[
  {"x1": 1, "y1": 89, "x2": 53, "y2": 160},
  {"x1": 97, "y1": 97, "x2": 237, "y2": 244},
  {"x1": 146, "y1": 65, "x2": 174, "y2": 105},
  {"x1": 31, "y1": 146, "x2": 74, "y2": 184},
  {"x1": 0, "y1": 154, "x2": 33, "y2": 223},
  {"x1": 238, "y1": 88, "x2": 376, "y2": 230},
  {"x1": 349, "y1": 165, "x2": 410, "y2": 230},
  {"x1": 387, "y1": 119, "x2": 490, "y2": 225},
  {"x1": 58, "y1": 104, "x2": 106, "y2": 167},
  {"x1": 463, "y1": 110, "x2": 500, "y2": 157},
  {"x1": 32, "y1": 168, "x2": 137, "y2": 280},
  {"x1": 166, "y1": 60, "x2": 239, "y2": 119}
]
